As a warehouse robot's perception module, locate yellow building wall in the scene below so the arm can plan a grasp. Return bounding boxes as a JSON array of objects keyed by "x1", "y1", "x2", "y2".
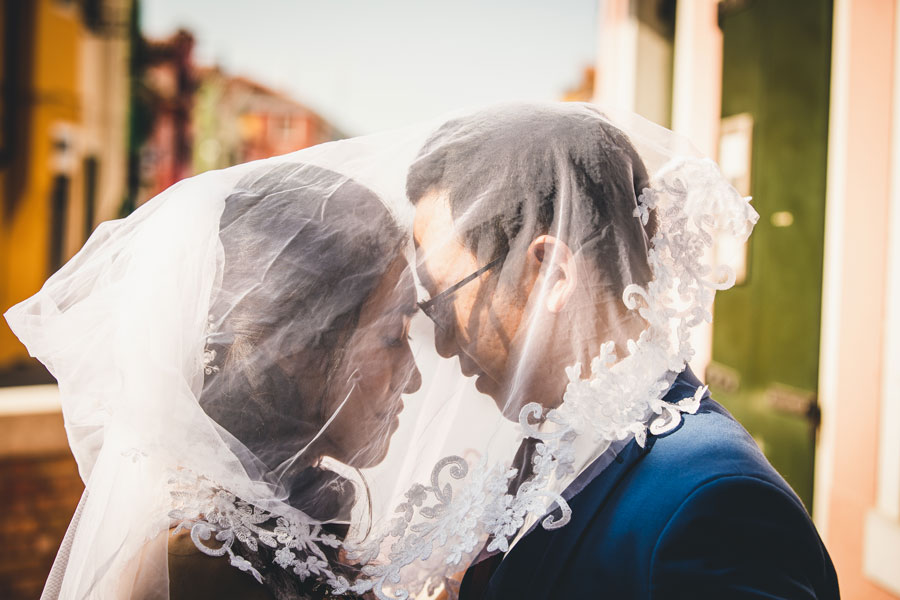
[
  {"x1": 0, "y1": 0, "x2": 82, "y2": 367},
  {"x1": 0, "y1": 2, "x2": 6, "y2": 313}
]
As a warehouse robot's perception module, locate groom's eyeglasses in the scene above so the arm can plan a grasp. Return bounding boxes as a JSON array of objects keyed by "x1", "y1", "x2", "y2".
[
  {"x1": 417, "y1": 256, "x2": 504, "y2": 333},
  {"x1": 417, "y1": 228, "x2": 612, "y2": 333}
]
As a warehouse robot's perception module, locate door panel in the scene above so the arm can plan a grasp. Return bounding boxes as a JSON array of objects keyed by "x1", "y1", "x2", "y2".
[{"x1": 711, "y1": 0, "x2": 832, "y2": 511}]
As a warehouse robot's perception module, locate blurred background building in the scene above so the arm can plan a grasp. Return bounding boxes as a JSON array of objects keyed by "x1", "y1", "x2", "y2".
[
  {"x1": 0, "y1": 1, "x2": 345, "y2": 597},
  {"x1": 0, "y1": 1, "x2": 132, "y2": 594},
  {"x1": 130, "y1": 27, "x2": 197, "y2": 207},
  {"x1": 192, "y1": 66, "x2": 346, "y2": 174},
  {"x1": 1, "y1": 0, "x2": 899, "y2": 598}
]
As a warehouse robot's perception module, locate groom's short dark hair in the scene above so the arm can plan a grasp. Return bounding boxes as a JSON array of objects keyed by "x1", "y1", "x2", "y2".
[{"x1": 406, "y1": 103, "x2": 657, "y2": 294}]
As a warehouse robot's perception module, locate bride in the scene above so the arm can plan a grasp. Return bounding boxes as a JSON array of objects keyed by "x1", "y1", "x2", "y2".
[{"x1": 165, "y1": 162, "x2": 421, "y2": 599}]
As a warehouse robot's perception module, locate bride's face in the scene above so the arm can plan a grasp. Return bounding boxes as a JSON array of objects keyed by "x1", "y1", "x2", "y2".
[{"x1": 318, "y1": 257, "x2": 421, "y2": 468}]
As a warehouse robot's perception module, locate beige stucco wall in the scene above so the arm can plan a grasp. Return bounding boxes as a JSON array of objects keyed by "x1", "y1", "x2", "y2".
[
  {"x1": 815, "y1": 0, "x2": 899, "y2": 597},
  {"x1": 80, "y1": 11, "x2": 131, "y2": 235}
]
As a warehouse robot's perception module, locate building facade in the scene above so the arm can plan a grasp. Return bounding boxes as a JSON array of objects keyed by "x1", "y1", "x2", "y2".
[
  {"x1": 0, "y1": 0, "x2": 132, "y2": 380},
  {"x1": 0, "y1": 2, "x2": 133, "y2": 597},
  {"x1": 193, "y1": 66, "x2": 346, "y2": 174}
]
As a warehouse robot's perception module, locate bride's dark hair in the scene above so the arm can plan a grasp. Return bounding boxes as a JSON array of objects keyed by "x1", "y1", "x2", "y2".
[
  {"x1": 201, "y1": 162, "x2": 405, "y2": 472},
  {"x1": 194, "y1": 162, "x2": 405, "y2": 598}
]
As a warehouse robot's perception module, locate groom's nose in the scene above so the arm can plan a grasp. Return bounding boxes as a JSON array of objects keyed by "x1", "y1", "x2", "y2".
[{"x1": 434, "y1": 324, "x2": 458, "y2": 359}]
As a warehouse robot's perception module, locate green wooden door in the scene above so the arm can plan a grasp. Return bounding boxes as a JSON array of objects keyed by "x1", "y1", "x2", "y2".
[{"x1": 709, "y1": 0, "x2": 832, "y2": 511}]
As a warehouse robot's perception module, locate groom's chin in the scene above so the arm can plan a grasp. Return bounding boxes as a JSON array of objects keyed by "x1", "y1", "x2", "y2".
[
  {"x1": 488, "y1": 373, "x2": 565, "y2": 423},
  {"x1": 484, "y1": 383, "x2": 529, "y2": 423}
]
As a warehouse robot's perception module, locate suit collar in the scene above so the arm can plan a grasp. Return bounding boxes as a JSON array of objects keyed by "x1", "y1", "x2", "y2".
[
  {"x1": 483, "y1": 366, "x2": 707, "y2": 599},
  {"x1": 484, "y1": 435, "x2": 653, "y2": 599},
  {"x1": 559, "y1": 365, "x2": 706, "y2": 504}
]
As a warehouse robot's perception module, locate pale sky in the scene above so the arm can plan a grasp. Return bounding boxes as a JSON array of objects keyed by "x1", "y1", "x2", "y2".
[{"x1": 141, "y1": 0, "x2": 598, "y2": 135}]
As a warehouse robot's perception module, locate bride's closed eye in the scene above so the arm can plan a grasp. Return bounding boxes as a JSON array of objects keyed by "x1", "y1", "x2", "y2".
[
  {"x1": 383, "y1": 335, "x2": 410, "y2": 348},
  {"x1": 382, "y1": 319, "x2": 413, "y2": 348}
]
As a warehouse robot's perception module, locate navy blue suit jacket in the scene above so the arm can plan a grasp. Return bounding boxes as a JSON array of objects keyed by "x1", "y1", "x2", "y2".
[{"x1": 462, "y1": 368, "x2": 839, "y2": 599}]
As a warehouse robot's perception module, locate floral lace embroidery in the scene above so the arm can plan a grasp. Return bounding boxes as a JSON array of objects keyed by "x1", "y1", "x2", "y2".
[{"x1": 169, "y1": 472, "x2": 343, "y2": 586}]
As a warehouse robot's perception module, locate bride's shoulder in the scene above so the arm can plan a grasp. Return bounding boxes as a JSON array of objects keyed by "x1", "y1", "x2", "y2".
[{"x1": 167, "y1": 528, "x2": 274, "y2": 600}]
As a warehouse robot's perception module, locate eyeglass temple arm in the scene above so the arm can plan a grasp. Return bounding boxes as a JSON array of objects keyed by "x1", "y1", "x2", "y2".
[{"x1": 418, "y1": 255, "x2": 504, "y2": 311}]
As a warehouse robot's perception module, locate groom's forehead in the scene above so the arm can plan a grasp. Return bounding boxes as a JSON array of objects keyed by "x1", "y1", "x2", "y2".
[
  {"x1": 412, "y1": 188, "x2": 456, "y2": 248},
  {"x1": 413, "y1": 208, "x2": 481, "y2": 291},
  {"x1": 412, "y1": 186, "x2": 495, "y2": 245}
]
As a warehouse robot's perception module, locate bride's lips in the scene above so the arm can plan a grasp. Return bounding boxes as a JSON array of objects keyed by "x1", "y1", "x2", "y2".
[
  {"x1": 389, "y1": 401, "x2": 404, "y2": 431},
  {"x1": 377, "y1": 397, "x2": 404, "y2": 423}
]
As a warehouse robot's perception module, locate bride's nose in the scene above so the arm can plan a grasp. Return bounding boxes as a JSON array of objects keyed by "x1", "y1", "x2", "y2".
[
  {"x1": 399, "y1": 341, "x2": 422, "y2": 394},
  {"x1": 404, "y1": 362, "x2": 422, "y2": 394}
]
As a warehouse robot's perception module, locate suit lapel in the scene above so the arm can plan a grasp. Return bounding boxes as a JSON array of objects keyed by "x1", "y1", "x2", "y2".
[
  {"x1": 483, "y1": 367, "x2": 706, "y2": 600},
  {"x1": 485, "y1": 437, "x2": 653, "y2": 599}
]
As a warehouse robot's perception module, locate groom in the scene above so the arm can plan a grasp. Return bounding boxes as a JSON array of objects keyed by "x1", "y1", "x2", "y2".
[{"x1": 408, "y1": 104, "x2": 839, "y2": 599}]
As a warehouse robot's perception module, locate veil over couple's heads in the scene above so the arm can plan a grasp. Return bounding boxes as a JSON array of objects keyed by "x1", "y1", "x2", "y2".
[{"x1": 5, "y1": 101, "x2": 760, "y2": 600}]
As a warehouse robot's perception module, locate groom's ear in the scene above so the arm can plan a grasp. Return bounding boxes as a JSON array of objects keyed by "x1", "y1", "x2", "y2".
[{"x1": 527, "y1": 235, "x2": 577, "y2": 313}]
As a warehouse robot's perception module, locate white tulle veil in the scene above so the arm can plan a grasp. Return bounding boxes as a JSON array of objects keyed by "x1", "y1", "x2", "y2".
[{"x1": 5, "y1": 102, "x2": 757, "y2": 600}]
